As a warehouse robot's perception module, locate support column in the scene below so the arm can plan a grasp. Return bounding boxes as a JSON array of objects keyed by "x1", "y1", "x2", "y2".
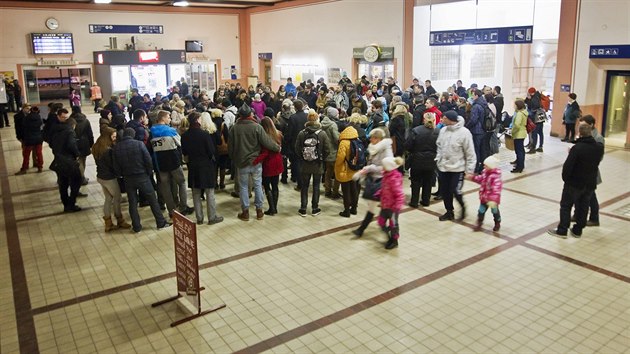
[
  {"x1": 402, "y1": 0, "x2": 414, "y2": 88},
  {"x1": 239, "y1": 10, "x2": 252, "y2": 79}
]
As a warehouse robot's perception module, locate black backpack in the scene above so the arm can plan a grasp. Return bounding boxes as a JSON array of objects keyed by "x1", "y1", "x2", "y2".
[
  {"x1": 483, "y1": 105, "x2": 497, "y2": 132},
  {"x1": 346, "y1": 138, "x2": 367, "y2": 170}
]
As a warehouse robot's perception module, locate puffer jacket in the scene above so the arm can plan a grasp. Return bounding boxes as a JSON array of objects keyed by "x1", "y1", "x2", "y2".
[
  {"x1": 436, "y1": 117, "x2": 476, "y2": 173},
  {"x1": 320, "y1": 115, "x2": 339, "y2": 162},
  {"x1": 334, "y1": 126, "x2": 359, "y2": 183},
  {"x1": 362, "y1": 138, "x2": 393, "y2": 179},
  {"x1": 472, "y1": 168, "x2": 502, "y2": 204},
  {"x1": 149, "y1": 124, "x2": 182, "y2": 172},
  {"x1": 563, "y1": 101, "x2": 581, "y2": 124},
  {"x1": 375, "y1": 169, "x2": 405, "y2": 212},
  {"x1": 405, "y1": 124, "x2": 439, "y2": 171}
]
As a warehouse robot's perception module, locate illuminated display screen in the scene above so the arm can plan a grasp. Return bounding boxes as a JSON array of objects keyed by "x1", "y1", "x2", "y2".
[{"x1": 32, "y1": 33, "x2": 74, "y2": 55}]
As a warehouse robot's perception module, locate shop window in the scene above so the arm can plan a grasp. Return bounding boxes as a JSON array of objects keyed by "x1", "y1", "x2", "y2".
[
  {"x1": 430, "y1": 46, "x2": 460, "y2": 81},
  {"x1": 469, "y1": 45, "x2": 496, "y2": 78}
]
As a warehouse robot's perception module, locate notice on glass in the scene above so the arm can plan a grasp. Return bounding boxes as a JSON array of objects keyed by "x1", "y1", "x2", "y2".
[{"x1": 173, "y1": 211, "x2": 200, "y2": 310}]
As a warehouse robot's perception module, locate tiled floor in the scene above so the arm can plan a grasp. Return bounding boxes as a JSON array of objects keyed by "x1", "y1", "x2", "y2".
[{"x1": 1, "y1": 116, "x2": 629, "y2": 354}]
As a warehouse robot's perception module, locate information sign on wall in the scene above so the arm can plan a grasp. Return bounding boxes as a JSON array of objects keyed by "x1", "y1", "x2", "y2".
[
  {"x1": 429, "y1": 26, "x2": 533, "y2": 46},
  {"x1": 589, "y1": 45, "x2": 630, "y2": 59},
  {"x1": 89, "y1": 24, "x2": 164, "y2": 34}
]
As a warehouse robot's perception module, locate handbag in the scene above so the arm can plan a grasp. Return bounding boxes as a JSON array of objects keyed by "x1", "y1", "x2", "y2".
[
  {"x1": 362, "y1": 175, "x2": 382, "y2": 201},
  {"x1": 49, "y1": 155, "x2": 80, "y2": 175},
  {"x1": 526, "y1": 117, "x2": 536, "y2": 134}
]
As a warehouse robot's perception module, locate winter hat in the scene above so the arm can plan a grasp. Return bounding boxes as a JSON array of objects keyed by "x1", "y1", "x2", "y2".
[
  {"x1": 238, "y1": 104, "x2": 252, "y2": 117},
  {"x1": 528, "y1": 87, "x2": 536, "y2": 95},
  {"x1": 254, "y1": 93, "x2": 261, "y2": 102},
  {"x1": 470, "y1": 83, "x2": 478, "y2": 89},
  {"x1": 382, "y1": 156, "x2": 403, "y2": 172},
  {"x1": 307, "y1": 109, "x2": 319, "y2": 122},
  {"x1": 326, "y1": 106, "x2": 339, "y2": 120},
  {"x1": 100, "y1": 109, "x2": 111, "y2": 119},
  {"x1": 221, "y1": 98, "x2": 232, "y2": 107},
  {"x1": 282, "y1": 98, "x2": 293, "y2": 108},
  {"x1": 483, "y1": 155, "x2": 500, "y2": 169},
  {"x1": 443, "y1": 110, "x2": 459, "y2": 122}
]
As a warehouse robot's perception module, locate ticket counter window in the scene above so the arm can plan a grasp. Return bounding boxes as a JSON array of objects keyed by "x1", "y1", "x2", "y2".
[
  {"x1": 23, "y1": 67, "x2": 91, "y2": 104},
  {"x1": 357, "y1": 61, "x2": 394, "y2": 82}
]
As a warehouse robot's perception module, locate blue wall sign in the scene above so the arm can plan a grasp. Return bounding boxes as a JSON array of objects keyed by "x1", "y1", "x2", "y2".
[
  {"x1": 430, "y1": 25, "x2": 533, "y2": 46},
  {"x1": 589, "y1": 45, "x2": 630, "y2": 59},
  {"x1": 560, "y1": 84, "x2": 571, "y2": 92},
  {"x1": 258, "y1": 53, "x2": 273, "y2": 60},
  {"x1": 89, "y1": 24, "x2": 164, "y2": 34}
]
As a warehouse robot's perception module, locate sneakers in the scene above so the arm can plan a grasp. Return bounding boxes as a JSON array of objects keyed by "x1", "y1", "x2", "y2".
[
  {"x1": 298, "y1": 209, "x2": 307, "y2": 217},
  {"x1": 547, "y1": 229, "x2": 567, "y2": 239},
  {"x1": 536, "y1": 147, "x2": 544, "y2": 152},
  {"x1": 439, "y1": 212, "x2": 454, "y2": 221},
  {"x1": 311, "y1": 208, "x2": 321, "y2": 216},
  {"x1": 526, "y1": 149, "x2": 536, "y2": 154},
  {"x1": 157, "y1": 221, "x2": 172, "y2": 230},
  {"x1": 570, "y1": 229, "x2": 582, "y2": 238},
  {"x1": 586, "y1": 220, "x2": 600, "y2": 227},
  {"x1": 208, "y1": 216, "x2": 224, "y2": 225}
]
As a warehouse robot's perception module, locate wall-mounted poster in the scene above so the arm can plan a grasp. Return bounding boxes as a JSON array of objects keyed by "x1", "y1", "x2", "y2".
[{"x1": 327, "y1": 68, "x2": 341, "y2": 85}]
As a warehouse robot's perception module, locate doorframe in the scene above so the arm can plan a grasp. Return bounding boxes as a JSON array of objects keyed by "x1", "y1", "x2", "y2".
[
  {"x1": 258, "y1": 58, "x2": 272, "y2": 86},
  {"x1": 602, "y1": 70, "x2": 630, "y2": 139}
]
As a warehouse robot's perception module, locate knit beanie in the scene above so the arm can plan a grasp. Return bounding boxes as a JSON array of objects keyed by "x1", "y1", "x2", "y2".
[{"x1": 483, "y1": 155, "x2": 500, "y2": 169}]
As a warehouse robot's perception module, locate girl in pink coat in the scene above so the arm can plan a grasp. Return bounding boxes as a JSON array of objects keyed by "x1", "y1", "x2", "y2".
[
  {"x1": 375, "y1": 156, "x2": 405, "y2": 249},
  {"x1": 468, "y1": 155, "x2": 503, "y2": 231}
]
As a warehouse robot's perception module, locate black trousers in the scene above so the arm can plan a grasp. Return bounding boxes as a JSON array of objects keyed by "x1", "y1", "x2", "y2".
[
  {"x1": 57, "y1": 171, "x2": 82, "y2": 208},
  {"x1": 410, "y1": 168, "x2": 434, "y2": 205},
  {"x1": 439, "y1": 171, "x2": 465, "y2": 213},
  {"x1": 557, "y1": 184, "x2": 593, "y2": 236},
  {"x1": 340, "y1": 180, "x2": 359, "y2": 210}
]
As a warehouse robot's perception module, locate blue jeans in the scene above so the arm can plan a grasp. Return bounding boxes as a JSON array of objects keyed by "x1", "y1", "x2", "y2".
[
  {"x1": 238, "y1": 164, "x2": 263, "y2": 209},
  {"x1": 514, "y1": 138, "x2": 525, "y2": 170},
  {"x1": 124, "y1": 174, "x2": 167, "y2": 231}
]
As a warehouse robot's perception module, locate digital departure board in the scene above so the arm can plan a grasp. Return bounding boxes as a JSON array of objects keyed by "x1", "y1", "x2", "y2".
[{"x1": 31, "y1": 33, "x2": 74, "y2": 55}]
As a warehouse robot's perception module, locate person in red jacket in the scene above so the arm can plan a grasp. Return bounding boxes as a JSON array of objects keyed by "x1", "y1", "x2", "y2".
[
  {"x1": 467, "y1": 154, "x2": 503, "y2": 232},
  {"x1": 253, "y1": 117, "x2": 284, "y2": 215},
  {"x1": 375, "y1": 156, "x2": 405, "y2": 250},
  {"x1": 423, "y1": 97, "x2": 442, "y2": 126}
]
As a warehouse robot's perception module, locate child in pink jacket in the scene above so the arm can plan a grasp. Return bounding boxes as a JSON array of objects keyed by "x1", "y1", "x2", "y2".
[
  {"x1": 375, "y1": 156, "x2": 405, "y2": 249},
  {"x1": 468, "y1": 155, "x2": 503, "y2": 231}
]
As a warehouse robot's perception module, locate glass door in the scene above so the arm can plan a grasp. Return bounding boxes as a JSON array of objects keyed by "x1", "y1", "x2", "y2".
[
  {"x1": 603, "y1": 71, "x2": 630, "y2": 147},
  {"x1": 185, "y1": 62, "x2": 217, "y2": 94},
  {"x1": 22, "y1": 66, "x2": 92, "y2": 105}
]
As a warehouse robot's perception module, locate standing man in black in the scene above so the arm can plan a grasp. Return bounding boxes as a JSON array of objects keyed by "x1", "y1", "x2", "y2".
[
  {"x1": 49, "y1": 108, "x2": 82, "y2": 212},
  {"x1": 286, "y1": 99, "x2": 308, "y2": 189},
  {"x1": 13, "y1": 80, "x2": 23, "y2": 110},
  {"x1": 548, "y1": 123, "x2": 604, "y2": 239}
]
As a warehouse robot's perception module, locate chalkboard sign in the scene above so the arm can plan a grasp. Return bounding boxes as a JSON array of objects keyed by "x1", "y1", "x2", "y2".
[{"x1": 173, "y1": 211, "x2": 200, "y2": 310}]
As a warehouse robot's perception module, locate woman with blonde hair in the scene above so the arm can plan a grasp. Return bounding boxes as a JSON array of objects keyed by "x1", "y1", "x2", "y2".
[
  {"x1": 404, "y1": 112, "x2": 439, "y2": 207},
  {"x1": 92, "y1": 126, "x2": 131, "y2": 231}
]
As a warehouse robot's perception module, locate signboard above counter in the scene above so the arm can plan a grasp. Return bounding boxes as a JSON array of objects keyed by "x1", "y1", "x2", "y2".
[
  {"x1": 89, "y1": 24, "x2": 164, "y2": 34},
  {"x1": 429, "y1": 25, "x2": 533, "y2": 46}
]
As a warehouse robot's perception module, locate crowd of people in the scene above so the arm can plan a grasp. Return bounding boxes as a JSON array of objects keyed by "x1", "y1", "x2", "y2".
[{"x1": 9, "y1": 75, "x2": 604, "y2": 248}]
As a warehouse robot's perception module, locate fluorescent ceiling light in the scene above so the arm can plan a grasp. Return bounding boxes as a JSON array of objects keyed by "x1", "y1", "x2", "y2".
[
  {"x1": 173, "y1": 1, "x2": 189, "y2": 6},
  {"x1": 94, "y1": 0, "x2": 112, "y2": 3}
]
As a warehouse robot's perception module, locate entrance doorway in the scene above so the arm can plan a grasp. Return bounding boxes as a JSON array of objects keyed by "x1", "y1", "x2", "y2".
[
  {"x1": 185, "y1": 62, "x2": 217, "y2": 94},
  {"x1": 603, "y1": 71, "x2": 630, "y2": 147},
  {"x1": 259, "y1": 59, "x2": 272, "y2": 86}
]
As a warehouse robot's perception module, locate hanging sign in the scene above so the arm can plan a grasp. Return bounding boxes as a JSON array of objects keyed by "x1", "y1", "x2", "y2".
[
  {"x1": 89, "y1": 24, "x2": 164, "y2": 34},
  {"x1": 589, "y1": 45, "x2": 630, "y2": 59},
  {"x1": 430, "y1": 25, "x2": 533, "y2": 46}
]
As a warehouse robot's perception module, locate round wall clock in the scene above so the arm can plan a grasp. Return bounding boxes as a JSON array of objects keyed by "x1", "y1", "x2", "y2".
[
  {"x1": 46, "y1": 18, "x2": 59, "y2": 30},
  {"x1": 363, "y1": 46, "x2": 380, "y2": 63}
]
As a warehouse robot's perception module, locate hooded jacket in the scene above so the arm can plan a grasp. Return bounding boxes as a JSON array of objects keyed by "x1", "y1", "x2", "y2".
[
  {"x1": 472, "y1": 168, "x2": 502, "y2": 204},
  {"x1": 334, "y1": 126, "x2": 359, "y2": 183},
  {"x1": 466, "y1": 95, "x2": 488, "y2": 135},
  {"x1": 436, "y1": 117, "x2": 476, "y2": 173},
  {"x1": 49, "y1": 122, "x2": 79, "y2": 159},
  {"x1": 563, "y1": 101, "x2": 581, "y2": 124},
  {"x1": 223, "y1": 105, "x2": 238, "y2": 128},
  {"x1": 511, "y1": 109, "x2": 528, "y2": 139},
  {"x1": 73, "y1": 113, "x2": 94, "y2": 157},
  {"x1": 320, "y1": 115, "x2": 339, "y2": 162},
  {"x1": 423, "y1": 105, "x2": 442, "y2": 125},
  {"x1": 149, "y1": 124, "x2": 182, "y2": 172},
  {"x1": 376, "y1": 169, "x2": 405, "y2": 212},
  {"x1": 21, "y1": 111, "x2": 44, "y2": 146},
  {"x1": 362, "y1": 138, "x2": 393, "y2": 179}
]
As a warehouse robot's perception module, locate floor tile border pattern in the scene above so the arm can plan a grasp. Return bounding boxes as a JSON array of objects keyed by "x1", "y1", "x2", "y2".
[{"x1": 0, "y1": 136, "x2": 39, "y2": 354}]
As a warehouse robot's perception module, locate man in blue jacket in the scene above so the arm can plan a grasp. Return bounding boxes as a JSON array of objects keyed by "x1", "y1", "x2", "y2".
[
  {"x1": 285, "y1": 77, "x2": 297, "y2": 97},
  {"x1": 465, "y1": 89, "x2": 488, "y2": 173}
]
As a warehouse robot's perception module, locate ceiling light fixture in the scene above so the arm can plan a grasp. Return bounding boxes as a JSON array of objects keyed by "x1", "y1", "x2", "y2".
[
  {"x1": 94, "y1": 0, "x2": 112, "y2": 4},
  {"x1": 173, "y1": 1, "x2": 189, "y2": 6}
]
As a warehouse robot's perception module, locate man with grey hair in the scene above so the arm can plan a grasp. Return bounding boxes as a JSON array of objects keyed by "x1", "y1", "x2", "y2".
[{"x1": 548, "y1": 122, "x2": 604, "y2": 238}]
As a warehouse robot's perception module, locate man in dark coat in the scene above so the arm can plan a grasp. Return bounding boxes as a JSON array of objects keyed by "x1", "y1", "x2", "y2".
[
  {"x1": 49, "y1": 109, "x2": 82, "y2": 212},
  {"x1": 286, "y1": 99, "x2": 308, "y2": 188},
  {"x1": 548, "y1": 123, "x2": 604, "y2": 238}
]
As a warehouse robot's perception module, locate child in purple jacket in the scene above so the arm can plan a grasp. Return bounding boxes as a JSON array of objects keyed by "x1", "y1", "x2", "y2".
[
  {"x1": 375, "y1": 156, "x2": 405, "y2": 249},
  {"x1": 468, "y1": 155, "x2": 503, "y2": 232}
]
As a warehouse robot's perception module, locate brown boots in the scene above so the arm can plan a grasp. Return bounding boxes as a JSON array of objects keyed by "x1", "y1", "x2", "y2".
[
  {"x1": 104, "y1": 216, "x2": 132, "y2": 232},
  {"x1": 256, "y1": 208, "x2": 264, "y2": 220},
  {"x1": 238, "y1": 209, "x2": 249, "y2": 221}
]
